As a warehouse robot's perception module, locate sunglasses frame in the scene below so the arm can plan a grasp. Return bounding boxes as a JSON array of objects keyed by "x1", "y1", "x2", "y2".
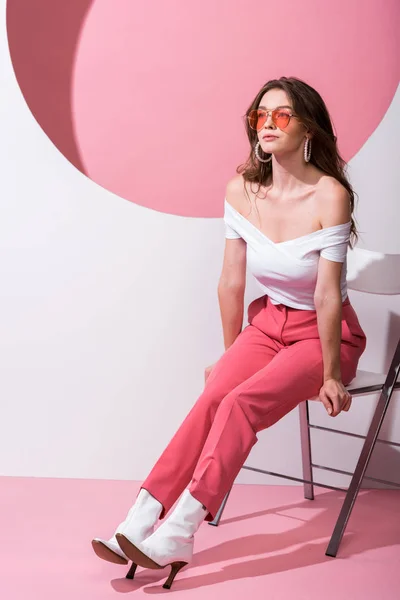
[{"x1": 247, "y1": 107, "x2": 300, "y2": 131}]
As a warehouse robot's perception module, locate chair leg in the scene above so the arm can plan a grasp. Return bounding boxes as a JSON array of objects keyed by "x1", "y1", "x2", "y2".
[
  {"x1": 325, "y1": 382, "x2": 398, "y2": 557},
  {"x1": 208, "y1": 489, "x2": 232, "y2": 526},
  {"x1": 299, "y1": 400, "x2": 314, "y2": 500}
]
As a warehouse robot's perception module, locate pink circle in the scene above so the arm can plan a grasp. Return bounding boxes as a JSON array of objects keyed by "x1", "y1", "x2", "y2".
[{"x1": 7, "y1": 0, "x2": 400, "y2": 217}]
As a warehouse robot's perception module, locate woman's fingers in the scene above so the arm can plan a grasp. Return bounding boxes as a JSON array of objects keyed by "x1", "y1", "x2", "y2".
[
  {"x1": 320, "y1": 387, "x2": 352, "y2": 416},
  {"x1": 342, "y1": 393, "x2": 352, "y2": 412},
  {"x1": 319, "y1": 389, "x2": 334, "y2": 415}
]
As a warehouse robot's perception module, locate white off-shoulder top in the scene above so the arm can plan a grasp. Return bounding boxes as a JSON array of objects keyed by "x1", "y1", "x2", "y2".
[{"x1": 224, "y1": 198, "x2": 352, "y2": 310}]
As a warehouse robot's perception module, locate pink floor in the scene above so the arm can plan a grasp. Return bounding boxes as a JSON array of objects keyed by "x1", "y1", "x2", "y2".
[{"x1": 1, "y1": 477, "x2": 399, "y2": 599}]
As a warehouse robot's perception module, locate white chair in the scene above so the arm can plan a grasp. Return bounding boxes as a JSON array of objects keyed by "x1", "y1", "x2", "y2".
[{"x1": 209, "y1": 246, "x2": 400, "y2": 558}]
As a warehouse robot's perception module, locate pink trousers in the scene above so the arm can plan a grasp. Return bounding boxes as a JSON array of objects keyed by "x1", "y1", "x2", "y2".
[{"x1": 141, "y1": 294, "x2": 367, "y2": 522}]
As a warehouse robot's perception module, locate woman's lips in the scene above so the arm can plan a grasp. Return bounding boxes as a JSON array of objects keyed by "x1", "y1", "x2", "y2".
[{"x1": 263, "y1": 135, "x2": 278, "y2": 140}]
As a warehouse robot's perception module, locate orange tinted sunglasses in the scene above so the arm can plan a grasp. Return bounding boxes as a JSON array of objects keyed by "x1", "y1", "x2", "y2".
[{"x1": 247, "y1": 108, "x2": 299, "y2": 131}]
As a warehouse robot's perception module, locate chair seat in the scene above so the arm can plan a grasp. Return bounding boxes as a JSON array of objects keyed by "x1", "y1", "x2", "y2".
[
  {"x1": 308, "y1": 369, "x2": 388, "y2": 401},
  {"x1": 346, "y1": 369, "x2": 388, "y2": 391}
]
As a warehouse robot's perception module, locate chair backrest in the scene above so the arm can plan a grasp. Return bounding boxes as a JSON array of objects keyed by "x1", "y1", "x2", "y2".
[{"x1": 347, "y1": 247, "x2": 400, "y2": 294}]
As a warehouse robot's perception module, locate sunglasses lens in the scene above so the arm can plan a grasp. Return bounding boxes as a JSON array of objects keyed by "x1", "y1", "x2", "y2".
[
  {"x1": 247, "y1": 109, "x2": 266, "y2": 130},
  {"x1": 273, "y1": 110, "x2": 291, "y2": 128}
]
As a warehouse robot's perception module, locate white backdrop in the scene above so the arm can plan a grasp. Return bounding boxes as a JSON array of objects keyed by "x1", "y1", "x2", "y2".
[{"x1": 0, "y1": 0, "x2": 399, "y2": 488}]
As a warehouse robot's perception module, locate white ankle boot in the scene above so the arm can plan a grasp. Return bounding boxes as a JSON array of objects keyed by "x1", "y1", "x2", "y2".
[
  {"x1": 92, "y1": 488, "x2": 163, "y2": 565},
  {"x1": 116, "y1": 489, "x2": 207, "y2": 589}
]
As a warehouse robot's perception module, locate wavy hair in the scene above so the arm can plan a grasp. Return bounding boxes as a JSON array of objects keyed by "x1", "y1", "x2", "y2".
[{"x1": 236, "y1": 76, "x2": 359, "y2": 247}]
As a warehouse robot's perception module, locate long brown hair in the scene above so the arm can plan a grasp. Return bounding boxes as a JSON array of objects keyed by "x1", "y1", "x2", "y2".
[{"x1": 236, "y1": 76, "x2": 359, "y2": 247}]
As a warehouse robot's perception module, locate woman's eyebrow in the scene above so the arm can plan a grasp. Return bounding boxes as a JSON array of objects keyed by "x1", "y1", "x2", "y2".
[{"x1": 258, "y1": 104, "x2": 293, "y2": 110}]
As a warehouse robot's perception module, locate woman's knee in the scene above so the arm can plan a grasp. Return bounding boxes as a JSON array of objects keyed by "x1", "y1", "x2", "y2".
[
  {"x1": 196, "y1": 367, "x2": 249, "y2": 421},
  {"x1": 193, "y1": 383, "x2": 227, "y2": 420}
]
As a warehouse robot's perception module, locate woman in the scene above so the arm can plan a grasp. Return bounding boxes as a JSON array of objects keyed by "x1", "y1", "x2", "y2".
[{"x1": 92, "y1": 76, "x2": 367, "y2": 589}]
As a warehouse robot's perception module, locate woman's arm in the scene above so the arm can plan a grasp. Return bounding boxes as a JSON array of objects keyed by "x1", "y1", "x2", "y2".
[
  {"x1": 314, "y1": 291, "x2": 343, "y2": 381},
  {"x1": 313, "y1": 180, "x2": 353, "y2": 415},
  {"x1": 218, "y1": 237, "x2": 247, "y2": 350},
  {"x1": 314, "y1": 179, "x2": 352, "y2": 381},
  {"x1": 314, "y1": 287, "x2": 352, "y2": 417},
  {"x1": 218, "y1": 284, "x2": 245, "y2": 350}
]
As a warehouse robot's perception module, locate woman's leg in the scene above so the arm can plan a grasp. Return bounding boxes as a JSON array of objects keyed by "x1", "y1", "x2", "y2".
[
  {"x1": 189, "y1": 334, "x2": 365, "y2": 521},
  {"x1": 141, "y1": 319, "x2": 281, "y2": 518}
]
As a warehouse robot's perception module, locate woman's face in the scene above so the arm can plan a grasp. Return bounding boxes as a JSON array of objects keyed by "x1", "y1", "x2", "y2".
[{"x1": 256, "y1": 88, "x2": 310, "y2": 156}]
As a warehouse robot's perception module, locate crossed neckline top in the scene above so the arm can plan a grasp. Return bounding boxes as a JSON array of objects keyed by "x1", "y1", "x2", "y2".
[{"x1": 223, "y1": 198, "x2": 352, "y2": 310}]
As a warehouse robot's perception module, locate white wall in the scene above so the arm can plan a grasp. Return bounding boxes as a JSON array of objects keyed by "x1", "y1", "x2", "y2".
[{"x1": 0, "y1": 0, "x2": 399, "y2": 489}]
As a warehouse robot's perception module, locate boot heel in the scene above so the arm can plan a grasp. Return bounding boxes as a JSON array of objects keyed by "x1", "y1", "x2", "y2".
[
  {"x1": 162, "y1": 561, "x2": 187, "y2": 589},
  {"x1": 125, "y1": 562, "x2": 138, "y2": 579}
]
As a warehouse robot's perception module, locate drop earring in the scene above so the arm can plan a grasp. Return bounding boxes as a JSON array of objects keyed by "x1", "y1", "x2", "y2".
[
  {"x1": 254, "y1": 141, "x2": 272, "y2": 163},
  {"x1": 304, "y1": 137, "x2": 312, "y2": 162}
]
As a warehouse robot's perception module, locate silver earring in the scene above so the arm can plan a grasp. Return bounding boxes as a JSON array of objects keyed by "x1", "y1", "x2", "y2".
[
  {"x1": 304, "y1": 137, "x2": 312, "y2": 162},
  {"x1": 254, "y1": 141, "x2": 272, "y2": 163}
]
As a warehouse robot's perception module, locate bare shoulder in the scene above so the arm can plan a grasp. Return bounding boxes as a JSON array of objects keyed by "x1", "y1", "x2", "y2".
[
  {"x1": 224, "y1": 174, "x2": 248, "y2": 215},
  {"x1": 315, "y1": 176, "x2": 351, "y2": 228}
]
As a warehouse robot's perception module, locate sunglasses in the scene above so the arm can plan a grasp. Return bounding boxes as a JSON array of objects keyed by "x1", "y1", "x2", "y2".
[{"x1": 247, "y1": 108, "x2": 299, "y2": 131}]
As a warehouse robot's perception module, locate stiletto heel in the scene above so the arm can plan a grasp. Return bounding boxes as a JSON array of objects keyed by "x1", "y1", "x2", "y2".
[
  {"x1": 125, "y1": 562, "x2": 138, "y2": 579},
  {"x1": 163, "y1": 561, "x2": 187, "y2": 589},
  {"x1": 116, "y1": 490, "x2": 207, "y2": 590}
]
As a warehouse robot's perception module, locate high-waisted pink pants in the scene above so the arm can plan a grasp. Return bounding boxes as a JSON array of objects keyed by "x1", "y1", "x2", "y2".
[{"x1": 141, "y1": 294, "x2": 367, "y2": 522}]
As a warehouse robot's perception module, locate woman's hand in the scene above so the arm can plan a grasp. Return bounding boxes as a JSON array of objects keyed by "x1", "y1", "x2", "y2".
[{"x1": 318, "y1": 378, "x2": 352, "y2": 416}]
